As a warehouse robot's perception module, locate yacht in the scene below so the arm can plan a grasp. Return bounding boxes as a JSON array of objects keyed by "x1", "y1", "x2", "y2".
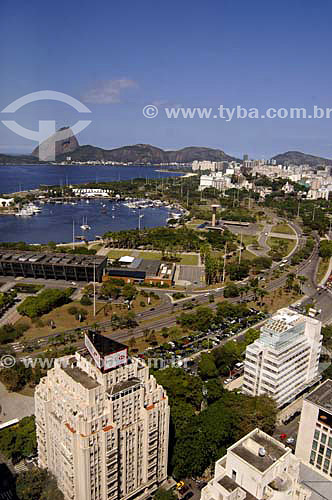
[{"x1": 80, "y1": 216, "x2": 91, "y2": 231}]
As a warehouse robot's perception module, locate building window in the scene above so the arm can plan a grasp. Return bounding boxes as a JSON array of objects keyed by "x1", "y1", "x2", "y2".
[
  {"x1": 312, "y1": 440, "x2": 318, "y2": 451},
  {"x1": 326, "y1": 448, "x2": 331, "y2": 458},
  {"x1": 232, "y1": 470, "x2": 237, "y2": 481},
  {"x1": 319, "y1": 444, "x2": 325, "y2": 455},
  {"x1": 317, "y1": 455, "x2": 323, "y2": 466},
  {"x1": 310, "y1": 451, "x2": 316, "y2": 464},
  {"x1": 329, "y1": 437, "x2": 332, "y2": 448},
  {"x1": 321, "y1": 434, "x2": 327, "y2": 444},
  {"x1": 314, "y1": 430, "x2": 320, "y2": 440}
]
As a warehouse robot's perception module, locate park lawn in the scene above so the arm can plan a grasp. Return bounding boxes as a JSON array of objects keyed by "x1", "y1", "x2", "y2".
[
  {"x1": 241, "y1": 249, "x2": 258, "y2": 261},
  {"x1": 180, "y1": 254, "x2": 199, "y2": 265},
  {"x1": 267, "y1": 236, "x2": 296, "y2": 257},
  {"x1": 251, "y1": 288, "x2": 302, "y2": 313},
  {"x1": 186, "y1": 219, "x2": 207, "y2": 229},
  {"x1": 139, "y1": 251, "x2": 162, "y2": 260},
  {"x1": 108, "y1": 249, "x2": 135, "y2": 259},
  {"x1": 316, "y1": 257, "x2": 330, "y2": 284},
  {"x1": 241, "y1": 235, "x2": 258, "y2": 246},
  {"x1": 15, "y1": 300, "x2": 111, "y2": 340},
  {"x1": 89, "y1": 243, "x2": 102, "y2": 251},
  {"x1": 271, "y1": 223, "x2": 296, "y2": 235},
  {"x1": 16, "y1": 293, "x2": 160, "y2": 341}
]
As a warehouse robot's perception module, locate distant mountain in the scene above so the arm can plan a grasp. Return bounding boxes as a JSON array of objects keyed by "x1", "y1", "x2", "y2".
[
  {"x1": 271, "y1": 151, "x2": 332, "y2": 167},
  {"x1": 57, "y1": 143, "x2": 238, "y2": 164},
  {"x1": 0, "y1": 154, "x2": 45, "y2": 165},
  {"x1": 32, "y1": 127, "x2": 79, "y2": 160}
]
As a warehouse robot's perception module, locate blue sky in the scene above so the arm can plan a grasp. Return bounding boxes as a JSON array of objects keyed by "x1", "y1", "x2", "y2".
[{"x1": 1, "y1": 0, "x2": 332, "y2": 158}]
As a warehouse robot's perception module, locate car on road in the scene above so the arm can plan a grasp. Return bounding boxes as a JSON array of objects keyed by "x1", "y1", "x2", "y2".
[
  {"x1": 71, "y1": 282, "x2": 77, "y2": 285},
  {"x1": 286, "y1": 437, "x2": 295, "y2": 445}
]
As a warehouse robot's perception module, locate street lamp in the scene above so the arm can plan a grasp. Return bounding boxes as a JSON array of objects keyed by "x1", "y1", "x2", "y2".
[{"x1": 138, "y1": 214, "x2": 144, "y2": 231}]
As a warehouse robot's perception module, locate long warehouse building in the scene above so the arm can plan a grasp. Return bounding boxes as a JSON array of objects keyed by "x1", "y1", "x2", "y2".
[{"x1": 0, "y1": 250, "x2": 107, "y2": 282}]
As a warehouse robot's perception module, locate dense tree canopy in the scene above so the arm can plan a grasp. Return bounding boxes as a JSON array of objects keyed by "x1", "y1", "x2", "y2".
[{"x1": 16, "y1": 468, "x2": 64, "y2": 500}]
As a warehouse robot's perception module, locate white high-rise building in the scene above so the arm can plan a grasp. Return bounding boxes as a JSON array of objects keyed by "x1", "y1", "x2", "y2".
[
  {"x1": 242, "y1": 308, "x2": 322, "y2": 407},
  {"x1": 35, "y1": 332, "x2": 170, "y2": 500},
  {"x1": 201, "y1": 428, "x2": 311, "y2": 499},
  {"x1": 296, "y1": 379, "x2": 332, "y2": 479}
]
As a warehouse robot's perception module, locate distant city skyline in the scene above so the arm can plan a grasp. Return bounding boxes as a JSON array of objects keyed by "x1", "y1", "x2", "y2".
[{"x1": 1, "y1": 0, "x2": 332, "y2": 158}]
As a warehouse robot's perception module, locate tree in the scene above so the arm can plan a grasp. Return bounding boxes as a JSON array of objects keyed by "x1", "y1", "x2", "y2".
[
  {"x1": 0, "y1": 416, "x2": 36, "y2": 463},
  {"x1": 80, "y1": 294, "x2": 92, "y2": 306},
  {"x1": 199, "y1": 353, "x2": 218, "y2": 380},
  {"x1": 319, "y1": 240, "x2": 332, "y2": 259},
  {"x1": 153, "y1": 488, "x2": 177, "y2": 500},
  {"x1": 128, "y1": 336, "x2": 137, "y2": 351},
  {"x1": 122, "y1": 284, "x2": 137, "y2": 302},
  {"x1": 16, "y1": 468, "x2": 64, "y2": 500},
  {"x1": 100, "y1": 281, "x2": 121, "y2": 299},
  {"x1": 205, "y1": 378, "x2": 225, "y2": 404},
  {"x1": 223, "y1": 283, "x2": 239, "y2": 298}
]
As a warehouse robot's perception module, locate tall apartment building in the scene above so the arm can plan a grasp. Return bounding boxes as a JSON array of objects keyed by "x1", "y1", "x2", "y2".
[
  {"x1": 35, "y1": 332, "x2": 170, "y2": 500},
  {"x1": 296, "y1": 379, "x2": 332, "y2": 479},
  {"x1": 201, "y1": 428, "x2": 311, "y2": 499},
  {"x1": 242, "y1": 308, "x2": 322, "y2": 408}
]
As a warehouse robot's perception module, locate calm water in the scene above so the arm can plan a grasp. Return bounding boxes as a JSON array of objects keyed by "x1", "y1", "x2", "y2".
[
  {"x1": 0, "y1": 200, "x2": 171, "y2": 244},
  {"x1": 0, "y1": 165, "x2": 180, "y2": 243},
  {"x1": 0, "y1": 164, "x2": 180, "y2": 194}
]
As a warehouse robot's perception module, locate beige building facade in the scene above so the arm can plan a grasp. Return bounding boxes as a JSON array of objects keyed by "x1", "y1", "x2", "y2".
[{"x1": 35, "y1": 333, "x2": 170, "y2": 500}]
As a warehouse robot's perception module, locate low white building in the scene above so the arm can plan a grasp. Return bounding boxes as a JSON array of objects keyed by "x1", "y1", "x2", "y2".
[
  {"x1": 242, "y1": 308, "x2": 322, "y2": 408},
  {"x1": 0, "y1": 197, "x2": 14, "y2": 207},
  {"x1": 201, "y1": 428, "x2": 311, "y2": 500},
  {"x1": 72, "y1": 188, "x2": 112, "y2": 197}
]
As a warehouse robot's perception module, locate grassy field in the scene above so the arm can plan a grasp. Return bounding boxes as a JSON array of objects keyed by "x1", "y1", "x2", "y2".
[
  {"x1": 185, "y1": 219, "x2": 207, "y2": 229},
  {"x1": 271, "y1": 223, "x2": 295, "y2": 235},
  {"x1": 15, "y1": 294, "x2": 160, "y2": 340},
  {"x1": 241, "y1": 249, "x2": 258, "y2": 261},
  {"x1": 180, "y1": 254, "x2": 199, "y2": 265},
  {"x1": 316, "y1": 257, "x2": 330, "y2": 284},
  {"x1": 139, "y1": 251, "x2": 162, "y2": 260},
  {"x1": 107, "y1": 249, "x2": 198, "y2": 266},
  {"x1": 241, "y1": 234, "x2": 258, "y2": 246},
  {"x1": 267, "y1": 237, "x2": 296, "y2": 257},
  {"x1": 253, "y1": 288, "x2": 302, "y2": 313},
  {"x1": 108, "y1": 249, "x2": 135, "y2": 259}
]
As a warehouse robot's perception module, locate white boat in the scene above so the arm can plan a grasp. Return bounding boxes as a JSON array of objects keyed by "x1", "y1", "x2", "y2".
[
  {"x1": 28, "y1": 203, "x2": 41, "y2": 213},
  {"x1": 15, "y1": 207, "x2": 34, "y2": 216},
  {"x1": 80, "y1": 216, "x2": 91, "y2": 231}
]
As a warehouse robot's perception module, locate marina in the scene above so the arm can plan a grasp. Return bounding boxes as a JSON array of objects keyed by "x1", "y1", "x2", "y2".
[{"x1": 0, "y1": 198, "x2": 183, "y2": 244}]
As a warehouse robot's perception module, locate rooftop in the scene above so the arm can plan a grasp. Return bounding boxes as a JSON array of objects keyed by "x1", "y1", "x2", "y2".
[
  {"x1": 86, "y1": 331, "x2": 127, "y2": 357},
  {"x1": 266, "y1": 308, "x2": 303, "y2": 333},
  {"x1": 306, "y1": 379, "x2": 332, "y2": 413},
  {"x1": 107, "y1": 377, "x2": 141, "y2": 396},
  {"x1": 231, "y1": 430, "x2": 287, "y2": 473},
  {"x1": 218, "y1": 475, "x2": 237, "y2": 492},
  {"x1": 0, "y1": 250, "x2": 107, "y2": 267},
  {"x1": 299, "y1": 462, "x2": 332, "y2": 500},
  {"x1": 63, "y1": 365, "x2": 99, "y2": 390}
]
